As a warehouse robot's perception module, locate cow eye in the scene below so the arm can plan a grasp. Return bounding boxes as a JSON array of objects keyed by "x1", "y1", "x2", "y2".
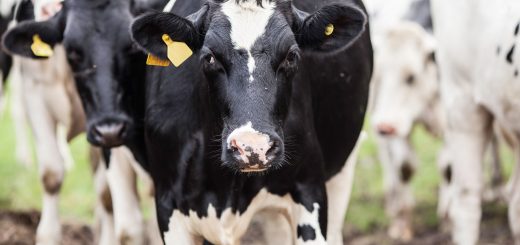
[
  {"x1": 201, "y1": 48, "x2": 224, "y2": 74},
  {"x1": 406, "y1": 74, "x2": 415, "y2": 86},
  {"x1": 286, "y1": 49, "x2": 299, "y2": 64},
  {"x1": 279, "y1": 45, "x2": 300, "y2": 72},
  {"x1": 67, "y1": 50, "x2": 83, "y2": 65}
]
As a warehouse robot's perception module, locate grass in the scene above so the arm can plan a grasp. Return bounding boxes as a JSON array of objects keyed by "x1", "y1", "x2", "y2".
[{"x1": 0, "y1": 86, "x2": 516, "y2": 232}]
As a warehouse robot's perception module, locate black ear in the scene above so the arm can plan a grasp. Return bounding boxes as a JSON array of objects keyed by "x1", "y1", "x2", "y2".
[
  {"x1": 130, "y1": 5, "x2": 209, "y2": 60},
  {"x1": 2, "y1": 13, "x2": 64, "y2": 59},
  {"x1": 293, "y1": 3, "x2": 367, "y2": 53}
]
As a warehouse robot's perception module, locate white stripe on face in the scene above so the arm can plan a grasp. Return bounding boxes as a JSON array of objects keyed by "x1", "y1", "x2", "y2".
[{"x1": 221, "y1": 0, "x2": 275, "y2": 83}]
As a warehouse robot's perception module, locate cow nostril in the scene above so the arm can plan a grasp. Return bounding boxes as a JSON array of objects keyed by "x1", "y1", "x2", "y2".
[
  {"x1": 92, "y1": 122, "x2": 126, "y2": 147},
  {"x1": 265, "y1": 140, "x2": 281, "y2": 160},
  {"x1": 377, "y1": 123, "x2": 396, "y2": 136},
  {"x1": 230, "y1": 139, "x2": 245, "y2": 155}
]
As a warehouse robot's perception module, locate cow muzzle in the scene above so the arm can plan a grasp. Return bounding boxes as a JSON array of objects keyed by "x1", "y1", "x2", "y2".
[
  {"x1": 225, "y1": 123, "x2": 283, "y2": 172},
  {"x1": 88, "y1": 117, "x2": 131, "y2": 148}
]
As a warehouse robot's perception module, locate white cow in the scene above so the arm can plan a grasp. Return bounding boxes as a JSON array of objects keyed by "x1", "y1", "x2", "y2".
[
  {"x1": 371, "y1": 22, "x2": 443, "y2": 241},
  {"x1": 4, "y1": 1, "x2": 158, "y2": 244},
  {"x1": 431, "y1": 0, "x2": 520, "y2": 244}
]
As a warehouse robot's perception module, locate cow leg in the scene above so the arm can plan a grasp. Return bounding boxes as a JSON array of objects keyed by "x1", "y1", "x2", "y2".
[
  {"x1": 443, "y1": 93, "x2": 491, "y2": 245},
  {"x1": 106, "y1": 146, "x2": 146, "y2": 245},
  {"x1": 325, "y1": 133, "x2": 364, "y2": 245},
  {"x1": 10, "y1": 61, "x2": 33, "y2": 167},
  {"x1": 436, "y1": 145, "x2": 453, "y2": 223},
  {"x1": 24, "y1": 85, "x2": 65, "y2": 245},
  {"x1": 377, "y1": 136, "x2": 416, "y2": 241},
  {"x1": 508, "y1": 140, "x2": 520, "y2": 244},
  {"x1": 290, "y1": 184, "x2": 328, "y2": 245},
  {"x1": 91, "y1": 147, "x2": 117, "y2": 245}
]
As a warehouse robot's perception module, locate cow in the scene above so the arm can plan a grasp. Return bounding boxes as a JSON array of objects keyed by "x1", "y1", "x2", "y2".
[
  {"x1": 2, "y1": 0, "x2": 168, "y2": 244},
  {"x1": 0, "y1": 5, "x2": 12, "y2": 111},
  {"x1": 367, "y1": 0, "x2": 442, "y2": 239},
  {"x1": 431, "y1": 0, "x2": 520, "y2": 244},
  {"x1": 129, "y1": 0, "x2": 373, "y2": 244}
]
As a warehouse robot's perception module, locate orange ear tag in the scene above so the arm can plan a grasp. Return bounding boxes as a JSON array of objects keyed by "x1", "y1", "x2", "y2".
[
  {"x1": 325, "y1": 24, "x2": 334, "y2": 36},
  {"x1": 146, "y1": 53, "x2": 171, "y2": 67},
  {"x1": 31, "y1": 34, "x2": 53, "y2": 57},
  {"x1": 162, "y1": 34, "x2": 193, "y2": 67}
]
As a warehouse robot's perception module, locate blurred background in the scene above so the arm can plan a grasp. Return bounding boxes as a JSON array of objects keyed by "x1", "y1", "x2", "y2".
[{"x1": 1, "y1": 0, "x2": 519, "y2": 244}]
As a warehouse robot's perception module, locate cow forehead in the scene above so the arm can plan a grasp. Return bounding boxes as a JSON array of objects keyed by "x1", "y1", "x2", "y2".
[{"x1": 220, "y1": 0, "x2": 276, "y2": 51}]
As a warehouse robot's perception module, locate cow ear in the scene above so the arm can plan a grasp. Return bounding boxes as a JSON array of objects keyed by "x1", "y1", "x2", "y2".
[
  {"x1": 2, "y1": 15, "x2": 64, "y2": 59},
  {"x1": 131, "y1": 5, "x2": 209, "y2": 60},
  {"x1": 293, "y1": 4, "x2": 367, "y2": 53}
]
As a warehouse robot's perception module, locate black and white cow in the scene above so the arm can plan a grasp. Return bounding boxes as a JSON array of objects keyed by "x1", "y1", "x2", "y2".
[
  {"x1": 2, "y1": 0, "x2": 168, "y2": 243},
  {"x1": 0, "y1": 0, "x2": 15, "y2": 112},
  {"x1": 130, "y1": 0, "x2": 372, "y2": 244}
]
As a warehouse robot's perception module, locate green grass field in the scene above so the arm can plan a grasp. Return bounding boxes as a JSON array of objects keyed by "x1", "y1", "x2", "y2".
[{"x1": 0, "y1": 87, "x2": 515, "y2": 233}]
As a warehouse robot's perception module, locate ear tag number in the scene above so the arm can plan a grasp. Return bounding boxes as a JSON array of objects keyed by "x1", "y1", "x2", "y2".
[
  {"x1": 325, "y1": 24, "x2": 334, "y2": 36},
  {"x1": 162, "y1": 34, "x2": 193, "y2": 67},
  {"x1": 31, "y1": 34, "x2": 53, "y2": 57},
  {"x1": 146, "y1": 54, "x2": 171, "y2": 67}
]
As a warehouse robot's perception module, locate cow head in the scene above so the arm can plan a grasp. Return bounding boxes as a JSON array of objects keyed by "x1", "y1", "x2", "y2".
[
  {"x1": 372, "y1": 22, "x2": 437, "y2": 137},
  {"x1": 131, "y1": 0, "x2": 367, "y2": 172},
  {"x1": 2, "y1": 0, "x2": 146, "y2": 148}
]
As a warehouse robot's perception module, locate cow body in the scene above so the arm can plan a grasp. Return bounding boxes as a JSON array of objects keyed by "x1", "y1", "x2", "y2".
[
  {"x1": 2, "y1": 0, "x2": 168, "y2": 244},
  {"x1": 131, "y1": 0, "x2": 372, "y2": 244},
  {"x1": 431, "y1": 0, "x2": 520, "y2": 244}
]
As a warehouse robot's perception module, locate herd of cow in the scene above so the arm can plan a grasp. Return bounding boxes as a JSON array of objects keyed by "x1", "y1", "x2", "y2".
[{"x1": 0, "y1": 0, "x2": 519, "y2": 244}]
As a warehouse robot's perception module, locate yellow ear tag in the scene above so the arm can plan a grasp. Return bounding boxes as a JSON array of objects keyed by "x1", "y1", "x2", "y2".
[
  {"x1": 325, "y1": 24, "x2": 334, "y2": 36},
  {"x1": 146, "y1": 54, "x2": 171, "y2": 67},
  {"x1": 31, "y1": 34, "x2": 53, "y2": 57},
  {"x1": 162, "y1": 34, "x2": 193, "y2": 67}
]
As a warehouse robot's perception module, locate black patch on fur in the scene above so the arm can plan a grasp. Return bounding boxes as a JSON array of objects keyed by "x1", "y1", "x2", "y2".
[
  {"x1": 497, "y1": 46, "x2": 501, "y2": 55},
  {"x1": 515, "y1": 22, "x2": 520, "y2": 36},
  {"x1": 515, "y1": 69, "x2": 519, "y2": 77},
  {"x1": 400, "y1": 162, "x2": 414, "y2": 183},
  {"x1": 444, "y1": 164, "x2": 452, "y2": 184},
  {"x1": 297, "y1": 225, "x2": 316, "y2": 241},
  {"x1": 102, "y1": 148, "x2": 111, "y2": 168},
  {"x1": 507, "y1": 44, "x2": 515, "y2": 64}
]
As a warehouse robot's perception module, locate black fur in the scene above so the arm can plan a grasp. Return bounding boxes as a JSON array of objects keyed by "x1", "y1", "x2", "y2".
[{"x1": 132, "y1": 0, "x2": 372, "y2": 243}]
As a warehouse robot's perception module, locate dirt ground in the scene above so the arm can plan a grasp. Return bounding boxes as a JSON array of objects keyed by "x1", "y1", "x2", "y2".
[{"x1": 0, "y1": 203, "x2": 513, "y2": 245}]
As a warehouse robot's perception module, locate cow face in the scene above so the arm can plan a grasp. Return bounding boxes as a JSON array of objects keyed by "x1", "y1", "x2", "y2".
[
  {"x1": 131, "y1": 0, "x2": 367, "y2": 172},
  {"x1": 2, "y1": 0, "x2": 144, "y2": 147},
  {"x1": 372, "y1": 22, "x2": 437, "y2": 137}
]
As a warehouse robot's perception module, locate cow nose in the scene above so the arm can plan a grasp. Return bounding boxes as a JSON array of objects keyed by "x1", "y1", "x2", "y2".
[
  {"x1": 228, "y1": 132, "x2": 282, "y2": 172},
  {"x1": 377, "y1": 123, "x2": 397, "y2": 136},
  {"x1": 92, "y1": 123, "x2": 126, "y2": 147}
]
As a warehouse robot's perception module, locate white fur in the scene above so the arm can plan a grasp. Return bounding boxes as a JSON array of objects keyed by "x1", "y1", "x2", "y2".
[
  {"x1": 0, "y1": 0, "x2": 16, "y2": 18},
  {"x1": 164, "y1": 189, "x2": 294, "y2": 245},
  {"x1": 431, "y1": 0, "x2": 520, "y2": 243},
  {"x1": 221, "y1": 0, "x2": 275, "y2": 83},
  {"x1": 163, "y1": 0, "x2": 176, "y2": 12}
]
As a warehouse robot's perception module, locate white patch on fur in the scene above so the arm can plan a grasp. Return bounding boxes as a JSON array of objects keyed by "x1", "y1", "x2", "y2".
[
  {"x1": 221, "y1": 0, "x2": 275, "y2": 83},
  {"x1": 163, "y1": 0, "x2": 176, "y2": 12},
  {"x1": 164, "y1": 189, "x2": 294, "y2": 245},
  {"x1": 0, "y1": 0, "x2": 16, "y2": 18},
  {"x1": 295, "y1": 203, "x2": 326, "y2": 244}
]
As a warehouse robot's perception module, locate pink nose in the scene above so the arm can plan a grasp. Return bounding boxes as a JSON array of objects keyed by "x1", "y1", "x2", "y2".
[{"x1": 377, "y1": 123, "x2": 397, "y2": 136}]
